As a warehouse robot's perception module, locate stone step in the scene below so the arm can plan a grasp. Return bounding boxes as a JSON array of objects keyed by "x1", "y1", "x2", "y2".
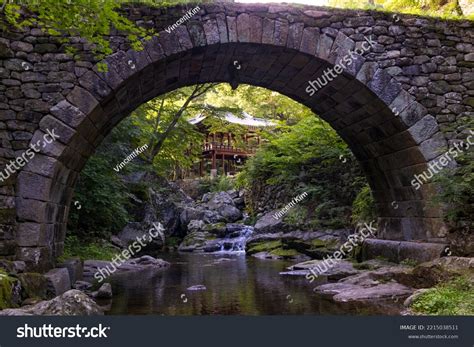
[{"x1": 361, "y1": 238, "x2": 448, "y2": 263}]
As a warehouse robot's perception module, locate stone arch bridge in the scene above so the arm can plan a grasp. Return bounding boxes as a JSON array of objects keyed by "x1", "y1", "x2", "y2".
[{"x1": 0, "y1": 2, "x2": 472, "y2": 271}]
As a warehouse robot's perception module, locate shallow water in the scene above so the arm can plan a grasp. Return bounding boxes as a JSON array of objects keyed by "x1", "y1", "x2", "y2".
[{"x1": 105, "y1": 252, "x2": 397, "y2": 315}]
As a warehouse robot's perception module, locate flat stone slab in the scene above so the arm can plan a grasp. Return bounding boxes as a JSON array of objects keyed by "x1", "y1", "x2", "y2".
[
  {"x1": 279, "y1": 270, "x2": 310, "y2": 276},
  {"x1": 313, "y1": 283, "x2": 361, "y2": 296},
  {"x1": 287, "y1": 259, "x2": 360, "y2": 280},
  {"x1": 333, "y1": 283, "x2": 413, "y2": 303},
  {"x1": 83, "y1": 256, "x2": 170, "y2": 282}
]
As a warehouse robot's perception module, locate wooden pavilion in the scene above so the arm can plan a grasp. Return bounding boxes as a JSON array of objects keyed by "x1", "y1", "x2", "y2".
[{"x1": 187, "y1": 112, "x2": 275, "y2": 177}]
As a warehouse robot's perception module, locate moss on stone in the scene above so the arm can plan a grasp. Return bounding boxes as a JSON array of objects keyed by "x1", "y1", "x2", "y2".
[
  {"x1": 269, "y1": 248, "x2": 300, "y2": 257},
  {"x1": 309, "y1": 238, "x2": 338, "y2": 250},
  {"x1": 247, "y1": 240, "x2": 282, "y2": 255},
  {"x1": 18, "y1": 273, "x2": 48, "y2": 301},
  {"x1": 203, "y1": 222, "x2": 226, "y2": 231},
  {"x1": 0, "y1": 269, "x2": 16, "y2": 310}
]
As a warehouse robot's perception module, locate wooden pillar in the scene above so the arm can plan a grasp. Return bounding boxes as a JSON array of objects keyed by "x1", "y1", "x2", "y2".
[
  {"x1": 222, "y1": 153, "x2": 225, "y2": 175},
  {"x1": 212, "y1": 151, "x2": 216, "y2": 170}
]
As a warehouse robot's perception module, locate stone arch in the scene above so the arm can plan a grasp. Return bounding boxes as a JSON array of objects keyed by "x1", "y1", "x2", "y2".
[{"x1": 3, "y1": 3, "x2": 471, "y2": 270}]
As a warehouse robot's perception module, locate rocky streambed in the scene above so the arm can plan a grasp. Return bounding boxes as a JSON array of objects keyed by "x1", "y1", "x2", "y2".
[{"x1": 0, "y1": 185, "x2": 472, "y2": 315}]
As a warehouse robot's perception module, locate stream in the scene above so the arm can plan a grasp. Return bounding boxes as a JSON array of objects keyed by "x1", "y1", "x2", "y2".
[{"x1": 104, "y1": 252, "x2": 393, "y2": 315}]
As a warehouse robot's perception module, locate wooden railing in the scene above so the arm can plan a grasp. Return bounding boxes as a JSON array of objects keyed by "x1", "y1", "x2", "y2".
[{"x1": 203, "y1": 142, "x2": 257, "y2": 154}]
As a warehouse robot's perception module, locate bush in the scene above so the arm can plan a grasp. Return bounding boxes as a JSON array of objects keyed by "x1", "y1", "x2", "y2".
[
  {"x1": 212, "y1": 175, "x2": 235, "y2": 192},
  {"x1": 197, "y1": 175, "x2": 236, "y2": 195},
  {"x1": 59, "y1": 235, "x2": 118, "y2": 262},
  {"x1": 351, "y1": 184, "x2": 377, "y2": 225},
  {"x1": 411, "y1": 276, "x2": 474, "y2": 315},
  {"x1": 240, "y1": 116, "x2": 369, "y2": 228},
  {"x1": 434, "y1": 149, "x2": 474, "y2": 228},
  {"x1": 68, "y1": 155, "x2": 130, "y2": 237}
]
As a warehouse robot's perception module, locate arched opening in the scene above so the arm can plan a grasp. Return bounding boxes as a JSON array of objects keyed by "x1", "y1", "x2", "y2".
[{"x1": 15, "y1": 38, "x2": 445, "y2": 271}]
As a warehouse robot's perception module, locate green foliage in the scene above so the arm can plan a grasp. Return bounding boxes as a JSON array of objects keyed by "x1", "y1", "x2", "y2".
[
  {"x1": 351, "y1": 184, "x2": 377, "y2": 225},
  {"x1": 196, "y1": 176, "x2": 236, "y2": 195},
  {"x1": 283, "y1": 205, "x2": 307, "y2": 228},
  {"x1": 328, "y1": 0, "x2": 470, "y2": 19},
  {"x1": 241, "y1": 116, "x2": 369, "y2": 229},
  {"x1": 400, "y1": 258, "x2": 419, "y2": 267},
  {"x1": 2, "y1": 0, "x2": 157, "y2": 69},
  {"x1": 59, "y1": 235, "x2": 117, "y2": 262},
  {"x1": 434, "y1": 148, "x2": 474, "y2": 230},
  {"x1": 68, "y1": 154, "x2": 130, "y2": 236},
  {"x1": 411, "y1": 276, "x2": 474, "y2": 315},
  {"x1": 212, "y1": 176, "x2": 235, "y2": 192},
  {"x1": 0, "y1": 269, "x2": 16, "y2": 309}
]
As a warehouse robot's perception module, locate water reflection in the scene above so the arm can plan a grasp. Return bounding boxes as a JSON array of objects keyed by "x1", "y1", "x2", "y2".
[{"x1": 106, "y1": 253, "x2": 399, "y2": 315}]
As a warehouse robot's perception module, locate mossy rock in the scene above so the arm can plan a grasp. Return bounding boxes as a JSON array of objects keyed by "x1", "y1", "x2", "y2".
[
  {"x1": 203, "y1": 223, "x2": 227, "y2": 236},
  {"x1": 283, "y1": 239, "x2": 311, "y2": 253},
  {"x1": 17, "y1": 273, "x2": 48, "y2": 301},
  {"x1": 309, "y1": 238, "x2": 338, "y2": 250},
  {"x1": 247, "y1": 240, "x2": 282, "y2": 255},
  {"x1": 269, "y1": 248, "x2": 300, "y2": 258},
  {"x1": 0, "y1": 270, "x2": 20, "y2": 310},
  {"x1": 0, "y1": 260, "x2": 15, "y2": 274},
  {"x1": 128, "y1": 182, "x2": 151, "y2": 201},
  {"x1": 180, "y1": 231, "x2": 215, "y2": 248}
]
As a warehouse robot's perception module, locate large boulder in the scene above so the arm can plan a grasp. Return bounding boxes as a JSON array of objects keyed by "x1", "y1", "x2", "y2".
[
  {"x1": 0, "y1": 290, "x2": 103, "y2": 316},
  {"x1": 117, "y1": 222, "x2": 164, "y2": 252},
  {"x1": 253, "y1": 210, "x2": 288, "y2": 233},
  {"x1": 123, "y1": 172, "x2": 190, "y2": 237},
  {"x1": 178, "y1": 231, "x2": 216, "y2": 252},
  {"x1": 187, "y1": 220, "x2": 205, "y2": 233},
  {"x1": 410, "y1": 256, "x2": 474, "y2": 288},
  {"x1": 216, "y1": 204, "x2": 242, "y2": 222},
  {"x1": 180, "y1": 206, "x2": 224, "y2": 227},
  {"x1": 83, "y1": 256, "x2": 170, "y2": 282},
  {"x1": 44, "y1": 268, "x2": 71, "y2": 296},
  {"x1": 58, "y1": 258, "x2": 83, "y2": 284},
  {"x1": 206, "y1": 191, "x2": 235, "y2": 209}
]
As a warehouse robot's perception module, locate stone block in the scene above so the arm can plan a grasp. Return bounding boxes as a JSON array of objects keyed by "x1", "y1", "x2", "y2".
[
  {"x1": 66, "y1": 86, "x2": 99, "y2": 116},
  {"x1": 44, "y1": 267, "x2": 71, "y2": 296},
  {"x1": 408, "y1": 115, "x2": 439, "y2": 144},
  {"x1": 59, "y1": 257, "x2": 83, "y2": 284},
  {"x1": 16, "y1": 222, "x2": 53, "y2": 247},
  {"x1": 17, "y1": 246, "x2": 53, "y2": 272}
]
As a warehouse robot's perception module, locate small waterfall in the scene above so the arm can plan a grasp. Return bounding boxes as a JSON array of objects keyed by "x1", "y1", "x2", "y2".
[{"x1": 214, "y1": 225, "x2": 254, "y2": 254}]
